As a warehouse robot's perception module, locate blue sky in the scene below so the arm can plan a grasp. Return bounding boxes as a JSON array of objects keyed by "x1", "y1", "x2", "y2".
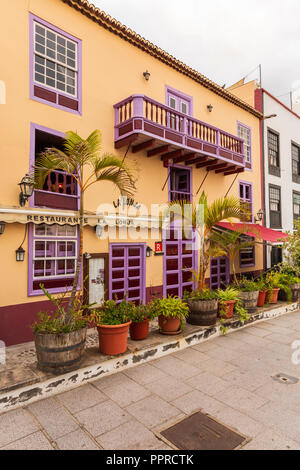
[{"x1": 92, "y1": 0, "x2": 300, "y2": 107}]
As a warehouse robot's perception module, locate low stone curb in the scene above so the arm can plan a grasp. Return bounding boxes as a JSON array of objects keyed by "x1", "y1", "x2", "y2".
[{"x1": 0, "y1": 301, "x2": 299, "y2": 414}]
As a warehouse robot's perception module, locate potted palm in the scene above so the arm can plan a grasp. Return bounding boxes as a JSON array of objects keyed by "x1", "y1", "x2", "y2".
[
  {"x1": 255, "y1": 277, "x2": 269, "y2": 307},
  {"x1": 184, "y1": 288, "x2": 218, "y2": 326},
  {"x1": 217, "y1": 286, "x2": 240, "y2": 319},
  {"x1": 89, "y1": 299, "x2": 132, "y2": 355},
  {"x1": 167, "y1": 192, "x2": 245, "y2": 325},
  {"x1": 235, "y1": 278, "x2": 259, "y2": 314},
  {"x1": 33, "y1": 130, "x2": 135, "y2": 371},
  {"x1": 128, "y1": 303, "x2": 157, "y2": 341},
  {"x1": 155, "y1": 296, "x2": 189, "y2": 335}
]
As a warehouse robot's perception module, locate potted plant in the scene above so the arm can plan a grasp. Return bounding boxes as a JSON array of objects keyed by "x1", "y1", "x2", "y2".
[
  {"x1": 33, "y1": 130, "x2": 135, "y2": 372},
  {"x1": 155, "y1": 296, "x2": 189, "y2": 335},
  {"x1": 255, "y1": 277, "x2": 269, "y2": 307},
  {"x1": 184, "y1": 288, "x2": 219, "y2": 326},
  {"x1": 235, "y1": 278, "x2": 259, "y2": 314},
  {"x1": 128, "y1": 302, "x2": 157, "y2": 341},
  {"x1": 217, "y1": 286, "x2": 240, "y2": 319},
  {"x1": 265, "y1": 272, "x2": 292, "y2": 304},
  {"x1": 279, "y1": 272, "x2": 300, "y2": 302},
  {"x1": 32, "y1": 286, "x2": 88, "y2": 375},
  {"x1": 89, "y1": 299, "x2": 132, "y2": 355}
]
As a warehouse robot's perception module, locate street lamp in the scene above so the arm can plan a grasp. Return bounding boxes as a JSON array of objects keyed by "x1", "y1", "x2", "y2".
[
  {"x1": 0, "y1": 222, "x2": 5, "y2": 235},
  {"x1": 18, "y1": 174, "x2": 34, "y2": 207}
]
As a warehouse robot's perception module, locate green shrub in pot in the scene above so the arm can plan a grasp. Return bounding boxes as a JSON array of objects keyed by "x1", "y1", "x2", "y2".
[{"x1": 155, "y1": 296, "x2": 189, "y2": 334}]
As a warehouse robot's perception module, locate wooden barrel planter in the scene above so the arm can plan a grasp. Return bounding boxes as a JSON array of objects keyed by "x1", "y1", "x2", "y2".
[
  {"x1": 34, "y1": 328, "x2": 87, "y2": 375},
  {"x1": 187, "y1": 299, "x2": 218, "y2": 326},
  {"x1": 238, "y1": 291, "x2": 259, "y2": 314},
  {"x1": 290, "y1": 283, "x2": 300, "y2": 302}
]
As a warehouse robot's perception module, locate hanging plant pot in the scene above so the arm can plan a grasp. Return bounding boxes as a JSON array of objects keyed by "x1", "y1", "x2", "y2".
[
  {"x1": 238, "y1": 291, "x2": 259, "y2": 314},
  {"x1": 129, "y1": 319, "x2": 150, "y2": 341},
  {"x1": 187, "y1": 299, "x2": 218, "y2": 326},
  {"x1": 257, "y1": 290, "x2": 267, "y2": 308},
  {"x1": 267, "y1": 288, "x2": 280, "y2": 304},
  {"x1": 219, "y1": 300, "x2": 236, "y2": 319},
  {"x1": 34, "y1": 328, "x2": 87, "y2": 375},
  {"x1": 97, "y1": 321, "x2": 131, "y2": 355},
  {"x1": 158, "y1": 315, "x2": 181, "y2": 335}
]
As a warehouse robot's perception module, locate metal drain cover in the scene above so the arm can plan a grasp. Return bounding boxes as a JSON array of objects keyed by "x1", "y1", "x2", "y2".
[
  {"x1": 272, "y1": 373, "x2": 299, "y2": 385},
  {"x1": 160, "y1": 412, "x2": 247, "y2": 450}
]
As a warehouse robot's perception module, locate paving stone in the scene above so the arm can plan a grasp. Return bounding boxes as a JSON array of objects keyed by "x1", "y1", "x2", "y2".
[
  {"x1": 145, "y1": 375, "x2": 193, "y2": 402},
  {"x1": 126, "y1": 395, "x2": 182, "y2": 428},
  {"x1": 75, "y1": 400, "x2": 131, "y2": 437},
  {"x1": 173, "y1": 348, "x2": 210, "y2": 365},
  {"x1": 185, "y1": 371, "x2": 231, "y2": 397},
  {"x1": 263, "y1": 333, "x2": 296, "y2": 346},
  {"x1": 222, "y1": 368, "x2": 273, "y2": 392},
  {"x1": 102, "y1": 378, "x2": 151, "y2": 407},
  {"x1": 241, "y1": 428, "x2": 300, "y2": 450},
  {"x1": 171, "y1": 390, "x2": 225, "y2": 416},
  {"x1": 212, "y1": 336, "x2": 244, "y2": 350},
  {"x1": 212, "y1": 406, "x2": 266, "y2": 438},
  {"x1": 195, "y1": 357, "x2": 237, "y2": 378},
  {"x1": 151, "y1": 356, "x2": 199, "y2": 379},
  {"x1": 27, "y1": 397, "x2": 61, "y2": 416},
  {"x1": 92, "y1": 373, "x2": 133, "y2": 390},
  {"x1": 192, "y1": 341, "x2": 220, "y2": 353},
  {"x1": 31, "y1": 403, "x2": 78, "y2": 440},
  {"x1": 0, "y1": 408, "x2": 39, "y2": 448},
  {"x1": 244, "y1": 326, "x2": 273, "y2": 337},
  {"x1": 97, "y1": 419, "x2": 162, "y2": 450},
  {"x1": 201, "y1": 345, "x2": 239, "y2": 362},
  {"x1": 1, "y1": 431, "x2": 53, "y2": 450},
  {"x1": 0, "y1": 366, "x2": 39, "y2": 393},
  {"x1": 56, "y1": 429, "x2": 100, "y2": 450},
  {"x1": 216, "y1": 385, "x2": 269, "y2": 414},
  {"x1": 123, "y1": 363, "x2": 167, "y2": 385},
  {"x1": 58, "y1": 384, "x2": 107, "y2": 413}
]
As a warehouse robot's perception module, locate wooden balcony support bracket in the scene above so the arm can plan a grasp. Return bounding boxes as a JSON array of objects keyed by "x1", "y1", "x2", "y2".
[
  {"x1": 132, "y1": 139, "x2": 155, "y2": 154},
  {"x1": 173, "y1": 152, "x2": 196, "y2": 164},
  {"x1": 115, "y1": 134, "x2": 139, "y2": 149},
  {"x1": 147, "y1": 145, "x2": 170, "y2": 157},
  {"x1": 207, "y1": 162, "x2": 230, "y2": 171},
  {"x1": 161, "y1": 149, "x2": 185, "y2": 162},
  {"x1": 224, "y1": 167, "x2": 245, "y2": 176},
  {"x1": 195, "y1": 159, "x2": 213, "y2": 168}
]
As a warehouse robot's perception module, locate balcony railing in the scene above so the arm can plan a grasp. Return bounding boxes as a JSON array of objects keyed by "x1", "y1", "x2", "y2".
[
  {"x1": 34, "y1": 170, "x2": 79, "y2": 211},
  {"x1": 114, "y1": 95, "x2": 245, "y2": 173}
]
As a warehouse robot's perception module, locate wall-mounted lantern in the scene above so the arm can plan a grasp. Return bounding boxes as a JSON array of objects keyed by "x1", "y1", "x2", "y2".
[
  {"x1": 0, "y1": 222, "x2": 5, "y2": 235},
  {"x1": 146, "y1": 246, "x2": 153, "y2": 257},
  {"x1": 254, "y1": 209, "x2": 264, "y2": 224},
  {"x1": 18, "y1": 174, "x2": 34, "y2": 207},
  {"x1": 207, "y1": 104, "x2": 213, "y2": 113},
  {"x1": 143, "y1": 70, "x2": 151, "y2": 81},
  {"x1": 16, "y1": 246, "x2": 25, "y2": 262}
]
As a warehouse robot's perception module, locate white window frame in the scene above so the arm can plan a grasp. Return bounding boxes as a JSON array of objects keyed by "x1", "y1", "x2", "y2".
[{"x1": 237, "y1": 123, "x2": 252, "y2": 165}]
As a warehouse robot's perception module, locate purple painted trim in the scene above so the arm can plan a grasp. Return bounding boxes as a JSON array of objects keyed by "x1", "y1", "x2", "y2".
[
  {"x1": 165, "y1": 85, "x2": 194, "y2": 116},
  {"x1": 239, "y1": 179, "x2": 253, "y2": 223},
  {"x1": 27, "y1": 223, "x2": 80, "y2": 296},
  {"x1": 168, "y1": 164, "x2": 193, "y2": 202},
  {"x1": 109, "y1": 243, "x2": 146, "y2": 303},
  {"x1": 237, "y1": 121, "x2": 252, "y2": 170},
  {"x1": 29, "y1": 122, "x2": 80, "y2": 210},
  {"x1": 29, "y1": 13, "x2": 82, "y2": 115}
]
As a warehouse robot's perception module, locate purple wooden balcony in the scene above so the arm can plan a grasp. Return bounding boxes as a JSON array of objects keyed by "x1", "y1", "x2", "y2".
[
  {"x1": 114, "y1": 95, "x2": 245, "y2": 175},
  {"x1": 34, "y1": 169, "x2": 79, "y2": 210}
]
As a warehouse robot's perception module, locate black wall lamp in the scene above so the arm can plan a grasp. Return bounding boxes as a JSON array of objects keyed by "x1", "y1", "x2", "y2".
[
  {"x1": 207, "y1": 104, "x2": 213, "y2": 112},
  {"x1": 254, "y1": 209, "x2": 264, "y2": 223},
  {"x1": 0, "y1": 222, "x2": 5, "y2": 235},
  {"x1": 143, "y1": 70, "x2": 151, "y2": 81},
  {"x1": 18, "y1": 174, "x2": 34, "y2": 207},
  {"x1": 146, "y1": 246, "x2": 153, "y2": 257},
  {"x1": 16, "y1": 246, "x2": 25, "y2": 262}
]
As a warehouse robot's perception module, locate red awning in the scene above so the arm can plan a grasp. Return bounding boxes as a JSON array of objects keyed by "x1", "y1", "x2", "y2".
[{"x1": 217, "y1": 222, "x2": 288, "y2": 244}]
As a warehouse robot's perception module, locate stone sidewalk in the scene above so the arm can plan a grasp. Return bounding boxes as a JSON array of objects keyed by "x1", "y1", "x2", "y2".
[{"x1": 1, "y1": 311, "x2": 300, "y2": 450}]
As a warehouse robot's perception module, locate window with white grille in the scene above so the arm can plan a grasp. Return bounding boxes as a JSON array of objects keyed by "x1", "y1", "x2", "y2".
[
  {"x1": 237, "y1": 124, "x2": 251, "y2": 165},
  {"x1": 33, "y1": 22, "x2": 78, "y2": 97}
]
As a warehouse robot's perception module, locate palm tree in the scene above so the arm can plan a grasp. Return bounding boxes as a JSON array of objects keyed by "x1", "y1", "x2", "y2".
[
  {"x1": 210, "y1": 226, "x2": 259, "y2": 284},
  {"x1": 34, "y1": 130, "x2": 135, "y2": 321},
  {"x1": 167, "y1": 191, "x2": 247, "y2": 291}
]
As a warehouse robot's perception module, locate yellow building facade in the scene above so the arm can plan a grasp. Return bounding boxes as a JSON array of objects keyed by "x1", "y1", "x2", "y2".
[{"x1": 0, "y1": 0, "x2": 264, "y2": 345}]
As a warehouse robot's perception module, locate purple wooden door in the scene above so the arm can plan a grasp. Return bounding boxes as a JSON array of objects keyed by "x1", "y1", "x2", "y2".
[
  {"x1": 164, "y1": 227, "x2": 196, "y2": 298},
  {"x1": 210, "y1": 256, "x2": 230, "y2": 289},
  {"x1": 110, "y1": 244, "x2": 146, "y2": 304}
]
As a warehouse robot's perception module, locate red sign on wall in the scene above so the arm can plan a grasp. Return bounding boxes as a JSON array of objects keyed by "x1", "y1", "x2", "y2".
[{"x1": 155, "y1": 241, "x2": 163, "y2": 253}]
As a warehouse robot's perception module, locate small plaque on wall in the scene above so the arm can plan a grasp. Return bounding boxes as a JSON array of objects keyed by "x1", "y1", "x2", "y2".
[{"x1": 154, "y1": 241, "x2": 164, "y2": 256}]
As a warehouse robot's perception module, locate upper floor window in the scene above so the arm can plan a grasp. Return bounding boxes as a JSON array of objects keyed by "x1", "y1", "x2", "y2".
[
  {"x1": 293, "y1": 191, "x2": 300, "y2": 222},
  {"x1": 30, "y1": 14, "x2": 81, "y2": 113},
  {"x1": 269, "y1": 185, "x2": 282, "y2": 228},
  {"x1": 239, "y1": 235, "x2": 255, "y2": 267},
  {"x1": 239, "y1": 181, "x2": 253, "y2": 222},
  {"x1": 292, "y1": 143, "x2": 300, "y2": 184},
  {"x1": 268, "y1": 130, "x2": 280, "y2": 177},
  {"x1": 169, "y1": 167, "x2": 191, "y2": 202},
  {"x1": 165, "y1": 86, "x2": 193, "y2": 132},
  {"x1": 237, "y1": 123, "x2": 252, "y2": 168}
]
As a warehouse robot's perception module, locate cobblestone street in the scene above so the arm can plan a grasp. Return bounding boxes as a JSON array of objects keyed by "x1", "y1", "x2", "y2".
[{"x1": 1, "y1": 311, "x2": 300, "y2": 450}]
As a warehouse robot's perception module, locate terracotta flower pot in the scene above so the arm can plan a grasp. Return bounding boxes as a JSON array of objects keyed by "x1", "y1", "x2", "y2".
[
  {"x1": 267, "y1": 288, "x2": 280, "y2": 304},
  {"x1": 97, "y1": 321, "x2": 131, "y2": 355},
  {"x1": 219, "y1": 300, "x2": 236, "y2": 319},
  {"x1": 158, "y1": 315, "x2": 181, "y2": 335},
  {"x1": 129, "y1": 319, "x2": 150, "y2": 341},
  {"x1": 257, "y1": 290, "x2": 267, "y2": 307}
]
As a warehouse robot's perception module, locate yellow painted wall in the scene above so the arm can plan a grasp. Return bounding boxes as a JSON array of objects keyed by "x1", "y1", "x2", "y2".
[
  {"x1": 0, "y1": 0, "x2": 263, "y2": 307},
  {"x1": 227, "y1": 80, "x2": 256, "y2": 108}
]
